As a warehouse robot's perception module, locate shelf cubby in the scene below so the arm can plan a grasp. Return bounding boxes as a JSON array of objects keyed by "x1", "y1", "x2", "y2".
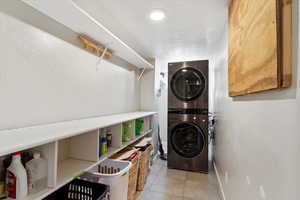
[
  {"x1": 121, "y1": 120, "x2": 135, "y2": 144},
  {"x1": 98, "y1": 124, "x2": 122, "y2": 160},
  {"x1": 106, "y1": 124, "x2": 122, "y2": 149},
  {"x1": 57, "y1": 130, "x2": 99, "y2": 185},
  {"x1": 27, "y1": 142, "x2": 58, "y2": 188},
  {"x1": 0, "y1": 143, "x2": 58, "y2": 200},
  {"x1": 128, "y1": 120, "x2": 135, "y2": 140},
  {"x1": 142, "y1": 116, "x2": 152, "y2": 133}
]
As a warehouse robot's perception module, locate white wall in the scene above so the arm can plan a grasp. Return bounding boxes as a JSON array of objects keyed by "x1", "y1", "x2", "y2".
[
  {"x1": 140, "y1": 70, "x2": 155, "y2": 111},
  {"x1": 0, "y1": 4, "x2": 141, "y2": 130},
  {"x1": 214, "y1": 1, "x2": 300, "y2": 200}
]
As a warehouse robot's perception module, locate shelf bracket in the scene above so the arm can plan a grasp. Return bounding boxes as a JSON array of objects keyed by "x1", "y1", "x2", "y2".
[
  {"x1": 138, "y1": 68, "x2": 146, "y2": 80},
  {"x1": 96, "y1": 46, "x2": 108, "y2": 70}
]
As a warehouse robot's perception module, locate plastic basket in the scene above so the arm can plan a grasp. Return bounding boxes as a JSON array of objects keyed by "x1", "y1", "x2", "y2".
[
  {"x1": 91, "y1": 159, "x2": 131, "y2": 176},
  {"x1": 111, "y1": 148, "x2": 141, "y2": 200},
  {"x1": 43, "y1": 179, "x2": 108, "y2": 200},
  {"x1": 88, "y1": 159, "x2": 132, "y2": 200}
]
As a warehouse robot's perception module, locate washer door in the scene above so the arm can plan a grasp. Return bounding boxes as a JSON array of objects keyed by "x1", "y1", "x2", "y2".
[
  {"x1": 170, "y1": 122, "x2": 205, "y2": 158},
  {"x1": 170, "y1": 67, "x2": 206, "y2": 101}
]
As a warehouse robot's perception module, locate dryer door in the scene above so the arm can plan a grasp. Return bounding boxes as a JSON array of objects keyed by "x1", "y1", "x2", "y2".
[
  {"x1": 170, "y1": 67, "x2": 206, "y2": 101},
  {"x1": 170, "y1": 122, "x2": 205, "y2": 158}
]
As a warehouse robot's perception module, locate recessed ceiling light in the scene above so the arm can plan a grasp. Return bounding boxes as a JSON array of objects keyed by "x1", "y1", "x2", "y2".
[{"x1": 149, "y1": 10, "x2": 166, "y2": 21}]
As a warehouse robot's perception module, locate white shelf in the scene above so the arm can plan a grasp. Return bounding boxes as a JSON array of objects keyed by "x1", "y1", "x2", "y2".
[
  {"x1": 57, "y1": 159, "x2": 96, "y2": 185},
  {"x1": 0, "y1": 111, "x2": 156, "y2": 157},
  {"x1": 1, "y1": 112, "x2": 155, "y2": 200},
  {"x1": 23, "y1": 128, "x2": 153, "y2": 200},
  {"x1": 24, "y1": 188, "x2": 53, "y2": 200},
  {"x1": 21, "y1": 0, "x2": 154, "y2": 69}
]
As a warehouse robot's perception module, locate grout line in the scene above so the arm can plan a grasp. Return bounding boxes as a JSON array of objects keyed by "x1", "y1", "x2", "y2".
[{"x1": 213, "y1": 162, "x2": 227, "y2": 200}]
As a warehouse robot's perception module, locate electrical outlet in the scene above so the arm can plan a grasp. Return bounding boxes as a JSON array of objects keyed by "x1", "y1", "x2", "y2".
[
  {"x1": 225, "y1": 171, "x2": 229, "y2": 184},
  {"x1": 246, "y1": 176, "x2": 251, "y2": 185},
  {"x1": 259, "y1": 185, "x2": 267, "y2": 200}
]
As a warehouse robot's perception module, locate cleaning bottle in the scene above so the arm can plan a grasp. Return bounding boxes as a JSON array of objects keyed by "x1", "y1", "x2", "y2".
[
  {"x1": 101, "y1": 131, "x2": 107, "y2": 156},
  {"x1": 25, "y1": 152, "x2": 47, "y2": 194},
  {"x1": 6, "y1": 152, "x2": 28, "y2": 200},
  {"x1": 106, "y1": 128, "x2": 112, "y2": 148},
  {"x1": 99, "y1": 129, "x2": 104, "y2": 157}
]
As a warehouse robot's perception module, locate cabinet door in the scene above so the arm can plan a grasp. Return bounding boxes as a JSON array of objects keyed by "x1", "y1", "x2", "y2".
[
  {"x1": 281, "y1": 0, "x2": 293, "y2": 88},
  {"x1": 228, "y1": 0, "x2": 292, "y2": 96}
]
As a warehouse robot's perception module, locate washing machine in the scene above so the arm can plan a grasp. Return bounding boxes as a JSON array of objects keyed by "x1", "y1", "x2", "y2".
[
  {"x1": 167, "y1": 60, "x2": 209, "y2": 173},
  {"x1": 168, "y1": 109, "x2": 208, "y2": 172},
  {"x1": 168, "y1": 60, "x2": 208, "y2": 110}
]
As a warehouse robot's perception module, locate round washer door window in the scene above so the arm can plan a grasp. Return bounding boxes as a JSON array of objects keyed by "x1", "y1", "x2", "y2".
[
  {"x1": 170, "y1": 67, "x2": 206, "y2": 101},
  {"x1": 171, "y1": 122, "x2": 205, "y2": 158}
]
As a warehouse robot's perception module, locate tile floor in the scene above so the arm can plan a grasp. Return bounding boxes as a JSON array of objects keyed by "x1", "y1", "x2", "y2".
[{"x1": 137, "y1": 159, "x2": 221, "y2": 200}]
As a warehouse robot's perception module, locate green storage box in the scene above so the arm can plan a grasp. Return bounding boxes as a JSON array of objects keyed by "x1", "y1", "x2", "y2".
[
  {"x1": 135, "y1": 119, "x2": 144, "y2": 136},
  {"x1": 122, "y1": 122, "x2": 130, "y2": 142}
]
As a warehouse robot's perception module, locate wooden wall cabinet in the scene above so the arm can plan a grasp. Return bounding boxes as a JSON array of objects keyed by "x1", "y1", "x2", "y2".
[{"x1": 228, "y1": 0, "x2": 292, "y2": 97}]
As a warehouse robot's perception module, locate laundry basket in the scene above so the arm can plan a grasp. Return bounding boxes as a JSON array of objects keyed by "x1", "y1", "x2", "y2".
[
  {"x1": 43, "y1": 179, "x2": 108, "y2": 200},
  {"x1": 88, "y1": 159, "x2": 132, "y2": 200},
  {"x1": 136, "y1": 144, "x2": 152, "y2": 191},
  {"x1": 111, "y1": 149, "x2": 141, "y2": 200}
]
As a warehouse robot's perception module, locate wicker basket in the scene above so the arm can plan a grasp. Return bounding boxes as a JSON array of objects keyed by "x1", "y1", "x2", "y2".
[
  {"x1": 136, "y1": 144, "x2": 153, "y2": 191},
  {"x1": 111, "y1": 149, "x2": 141, "y2": 200},
  {"x1": 127, "y1": 152, "x2": 140, "y2": 200}
]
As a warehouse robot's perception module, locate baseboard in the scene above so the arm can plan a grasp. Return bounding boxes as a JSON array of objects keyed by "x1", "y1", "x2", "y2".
[{"x1": 214, "y1": 162, "x2": 227, "y2": 200}]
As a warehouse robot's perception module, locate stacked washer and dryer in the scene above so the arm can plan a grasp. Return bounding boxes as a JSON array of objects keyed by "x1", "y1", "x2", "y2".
[{"x1": 168, "y1": 60, "x2": 209, "y2": 173}]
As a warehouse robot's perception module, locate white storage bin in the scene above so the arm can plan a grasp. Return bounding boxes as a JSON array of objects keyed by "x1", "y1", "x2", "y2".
[{"x1": 89, "y1": 159, "x2": 131, "y2": 200}]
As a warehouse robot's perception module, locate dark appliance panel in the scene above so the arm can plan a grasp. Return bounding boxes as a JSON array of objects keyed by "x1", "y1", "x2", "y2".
[
  {"x1": 168, "y1": 60, "x2": 208, "y2": 110},
  {"x1": 168, "y1": 113, "x2": 208, "y2": 172}
]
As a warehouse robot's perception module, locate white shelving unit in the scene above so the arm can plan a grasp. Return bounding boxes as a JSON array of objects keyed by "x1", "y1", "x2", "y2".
[
  {"x1": 21, "y1": 0, "x2": 154, "y2": 69},
  {"x1": 0, "y1": 111, "x2": 156, "y2": 200},
  {"x1": 0, "y1": 111, "x2": 156, "y2": 156}
]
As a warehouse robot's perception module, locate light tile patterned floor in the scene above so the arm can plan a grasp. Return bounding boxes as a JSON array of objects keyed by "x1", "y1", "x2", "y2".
[{"x1": 137, "y1": 159, "x2": 221, "y2": 200}]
